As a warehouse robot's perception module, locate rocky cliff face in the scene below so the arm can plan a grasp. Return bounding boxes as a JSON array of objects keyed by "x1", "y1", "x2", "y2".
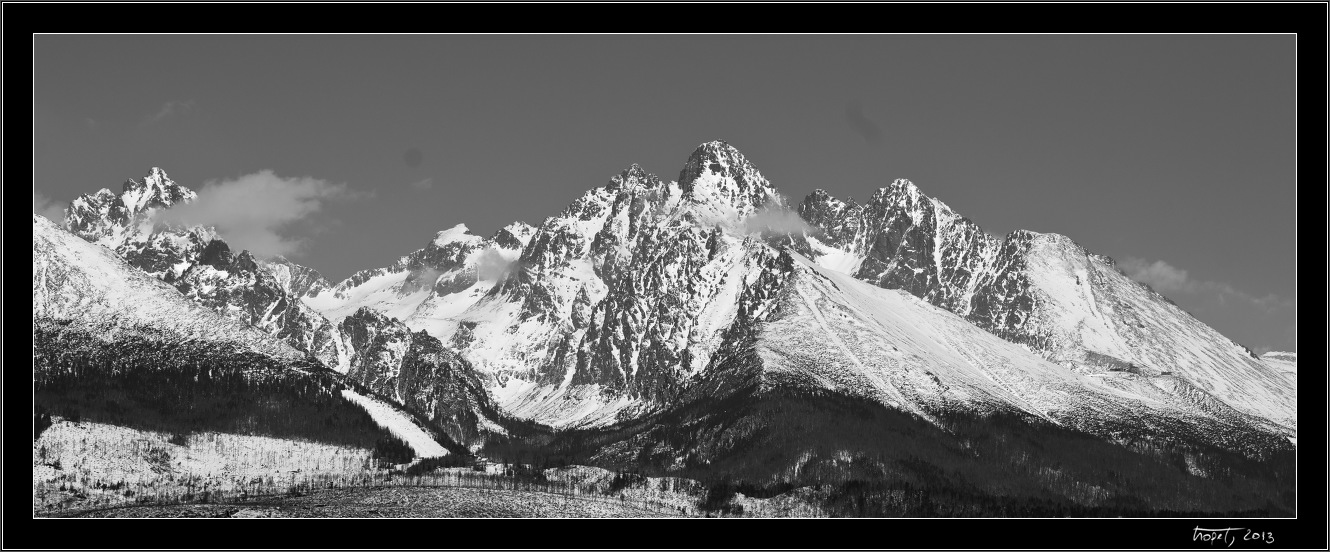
[
  {"x1": 800, "y1": 181, "x2": 1000, "y2": 315},
  {"x1": 426, "y1": 142, "x2": 805, "y2": 426},
  {"x1": 338, "y1": 307, "x2": 499, "y2": 448},
  {"x1": 260, "y1": 255, "x2": 333, "y2": 298},
  {"x1": 173, "y1": 239, "x2": 343, "y2": 368}
]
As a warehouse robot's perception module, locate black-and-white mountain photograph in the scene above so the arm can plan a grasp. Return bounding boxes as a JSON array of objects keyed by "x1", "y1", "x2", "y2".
[{"x1": 26, "y1": 22, "x2": 1314, "y2": 545}]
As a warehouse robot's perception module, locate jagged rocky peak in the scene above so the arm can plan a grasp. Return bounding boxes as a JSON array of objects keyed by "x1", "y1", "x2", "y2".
[
  {"x1": 798, "y1": 189, "x2": 859, "y2": 230},
  {"x1": 490, "y1": 221, "x2": 536, "y2": 250},
  {"x1": 120, "y1": 167, "x2": 196, "y2": 213},
  {"x1": 864, "y1": 178, "x2": 945, "y2": 221},
  {"x1": 679, "y1": 140, "x2": 781, "y2": 213},
  {"x1": 259, "y1": 255, "x2": 333, "y2": 298},
  {"x1": 197, "y1": 238, "x2": 234, "y2": 268},
  {"x1": 607, "y1": 163, "x2": 662, "y2": 192},
  {"x1": 878, "y1": 177, "x2": 922, "y2": 198},
  {"x1": 66, "y1": 167, "x2": 198, "y2": 244}
]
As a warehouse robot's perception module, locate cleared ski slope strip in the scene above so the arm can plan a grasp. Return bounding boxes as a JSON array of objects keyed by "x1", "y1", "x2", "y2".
[{"x1": 340, "y1": 390, "x2": 449, "y2": 458}]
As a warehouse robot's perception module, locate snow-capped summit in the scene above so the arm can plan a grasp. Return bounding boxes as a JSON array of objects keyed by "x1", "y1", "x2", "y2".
[
  {"x1": 679, "y1": 140, "x2": 781, "y2": 217},
  {"x1": 66, "y1": 167, "x2": 198, "y2": 249},
  {"x1": 120, "y1": 167, "x2": 193, "y2": 213},
  {"x1": 433, "y1": 223, "x2": 483, "y2": 247},
  {"x1": 607, "y1": 163, "x2": 662, "y2": 192},
  {"x1": 64, "y1": 168, "x2": 217, "y2": 282}
]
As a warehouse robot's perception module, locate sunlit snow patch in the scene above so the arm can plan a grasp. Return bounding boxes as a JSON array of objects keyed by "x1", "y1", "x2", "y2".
[{"x1": 340, "y1": 389, "x2": 449, "y2": 458}]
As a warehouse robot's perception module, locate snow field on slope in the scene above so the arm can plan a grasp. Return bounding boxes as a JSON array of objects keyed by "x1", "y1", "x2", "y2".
[
  {"x1": 433, "y1": 223, "x2": 482, "y2": 247},
  {"x1": 805, "y1": 235, "x2": 864, "y2": 276},
  {"x1": 1020, "y1": 233, "x2": 1295, "y2": 430},
  {"x1": 760, "y1": 251, "x2": 1196, "y2": 431},
  {"x1": 493, "y1": 377, "x2": 644, "y2": 429},
  {"x1": 340, "y1": 390, "x2": 449, "y2": 457},
  {"x1": 33, "y1": 216, "x2": 301, "y2": 361},
  {"x1": 305, "y1": 269, "x2": 432, "y2": 324},
  {"x1": 1260, "y1": 352, "x2": 1297, "y2": 383}
]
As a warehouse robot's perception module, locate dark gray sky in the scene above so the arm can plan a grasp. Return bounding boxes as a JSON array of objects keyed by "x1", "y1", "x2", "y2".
[{"x1": 33, "y1": 35, "x2": 1296, "y2": 353}]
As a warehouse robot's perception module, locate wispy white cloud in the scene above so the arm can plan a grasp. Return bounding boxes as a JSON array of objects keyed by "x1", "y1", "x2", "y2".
[
  {"x1": 153, "y1": 170, "x2": 365, "y2": 258},
  {"x1": 33, "y1": 191, "x2": 65, "y2": 223},
  {"x1": 1118, "y1": 257, "x2": 1191, "y2": 293},
  {"x1": 740, "y1": 205, "x2": 813, "y2": 235},
  {"x1": 141, "y1": 99, "x2": 196, "y2": 126},
  {"x1": 1119, "y1": 256, "x2": 1295, "y2": 353},
  {"x1": 408, "y1": 177, "x2": 434, "y2": 191},
  {"x1": 475, "y1": 247, "x2": 517, "y2": 281},
  {"x1": 1118, "y1": 256, "x2": 1294, "y2": 313}
]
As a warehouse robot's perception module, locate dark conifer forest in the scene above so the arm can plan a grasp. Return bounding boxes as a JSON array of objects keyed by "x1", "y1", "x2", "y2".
[
  {"x1": 480, "y1": 383, "x2": 1296, "y2": 517},
  {"x1": 34, "y1": 320, "x2": 412, "y2": 454}
]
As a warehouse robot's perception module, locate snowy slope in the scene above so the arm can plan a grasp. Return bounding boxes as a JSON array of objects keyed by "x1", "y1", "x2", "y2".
[
  {"x1": 1260, "y1": 351, "x2": 1297, "y2": 384},
  {"x1": 340, "y1": 390, "x2": 450, "y2": 458},
  {"x1": 754, "y1": 250, "x2": 1285, "y2": 445},
  {"x1": 799, "y1": 184, "x2": 1296, "y2": 432},
  {"x1": 303, "y1": 222, "x2": 534, "y2": 330},
  {"x1": 33, "y1": 215, "x2": 300, "y2": 360},
  {"x1": 1004, "y1": 232, "x2": 1295, "y2": 430}
]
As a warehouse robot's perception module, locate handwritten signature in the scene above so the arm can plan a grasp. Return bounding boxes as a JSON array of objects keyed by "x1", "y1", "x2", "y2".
[{"x1": 1194, "y1": 527, "x2": 1274, "y2": 547}]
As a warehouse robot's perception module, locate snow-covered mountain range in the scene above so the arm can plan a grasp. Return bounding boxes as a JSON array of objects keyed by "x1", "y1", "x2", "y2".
[
  {"x1": 40, "y1": 141, "x2": 1295, "y2": 454},
  {"x1": 51, "y1": 170, "x2": 505, "y2": 446}
]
